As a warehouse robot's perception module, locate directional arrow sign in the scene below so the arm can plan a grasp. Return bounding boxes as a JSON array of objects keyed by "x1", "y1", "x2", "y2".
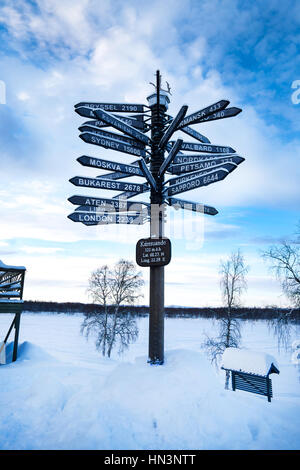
[
  {"x1": 158, "y1": 139, "x2": 183, "y2": 178},
  {"x1": 68, "y1": 212, "x2": 147, "y2": 226},
  {"x1": 168, "y1": 161, "x2": 238, "y2": 186},
  {"x1": 195, "y1": 107, "x2": 242, "y2": 123},
  {"x1": 80, "y1": 132, "x2": 147, "y2": 158},
  {"x1": 167, "y1": 197, "x2": 218, "y2": 216},
  {"x1": 68, "y1": 195, "x2": 149, "y2": 211},
  {"x1": 81, "y1": 115, "x2": 147, "y2": 131},
  {"x1": 166, "y1": 167, "x2": 229, "y2": 197},
  {"x1": 78, "y1": 126, "x2": 145, "y2": 149},
  {"x1": 169, "y1": 141, "x2": 236, "y2": 154},
  {"x1": 180, "y1": 125, "x2": 211, "y2": 144},
  {"x1": 75, "y1": 102, "x2": 147, "y2": 113},
  {"x1": 77, "y1": 156, "x2": 144, "y2": 177},
  {"x1": 172, "y1": 153, "x2": 236, "y2": 165},
  {"x1": 170, "y1": 155, "x2": 245, "y2": 175},
  {"x1": 93, "y1": 109, "x2": 151, "y2": 146},
  {"x1": 74, "y1": 203, "x2": 148, "y2": 214},
  {"x1": 69, "y1": 176, "x2": 148, "y2": 194},
  {"x1": 159, "y1": 105, "x2": 188, "y2": 149},
  {"x1": 96, "y1": 159, "x2": 140, "y2": 181},
  {"x1": 177, "y1": 100, "x2": 230, "y2": 129},
  {"x1": 113, "y1": 189, "x2": 149, "y2": 200}
]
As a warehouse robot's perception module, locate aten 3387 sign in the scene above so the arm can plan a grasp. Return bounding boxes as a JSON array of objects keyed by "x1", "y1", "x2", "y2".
[{"x1": 136, "y1": 238, "x2": 172, "y2": 267}]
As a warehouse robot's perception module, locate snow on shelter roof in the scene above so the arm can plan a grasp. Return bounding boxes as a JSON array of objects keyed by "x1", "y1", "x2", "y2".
[
  {"x1": 221, "y1": 347, "x2": 279, "y2": 376},
  {"x1": 0, "y1": 260, "x2": 26, "y2": 271}
]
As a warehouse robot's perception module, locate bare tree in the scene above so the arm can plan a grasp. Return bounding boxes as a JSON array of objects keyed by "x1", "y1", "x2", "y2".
[
  {"x1": 202, "y1": 249, "x2": 249, "y2": 389},
  {"x1": 262, "y1": 241, "x2": 300, "y2": 308},
  {"x1": 81, "y1": 260, "x2": 144, "y2": 358},
  {"x1": 262, "y1": 225, "x2": 300, "y2": 350}
]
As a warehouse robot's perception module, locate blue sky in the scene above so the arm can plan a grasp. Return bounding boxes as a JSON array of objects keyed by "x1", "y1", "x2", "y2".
[{"x1": 0, "y1": 0, "x2": 299, "y2": 306}]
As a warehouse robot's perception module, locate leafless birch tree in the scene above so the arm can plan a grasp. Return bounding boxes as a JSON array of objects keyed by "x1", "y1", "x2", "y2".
[
  {"x1": 81, "y1": 260, "x2": 144, "y2": 358},
  {"x1": 202, "y1": 249, "x2": 249, "y2": 389}
]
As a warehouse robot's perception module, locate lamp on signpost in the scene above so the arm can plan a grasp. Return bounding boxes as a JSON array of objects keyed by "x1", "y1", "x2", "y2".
[{"x1": 146, "y1": 71, "x2": 170, "y2": 365}]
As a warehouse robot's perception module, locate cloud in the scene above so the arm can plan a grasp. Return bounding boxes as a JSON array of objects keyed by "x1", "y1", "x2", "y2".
[{"x1": 0, "y1": 0, "x2": 298, "y2": 306}]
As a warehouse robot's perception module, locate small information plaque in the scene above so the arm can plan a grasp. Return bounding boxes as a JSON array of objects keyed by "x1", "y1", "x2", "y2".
[{"x1": 136, "y1": 238, "x2": 171, "y2": 267}]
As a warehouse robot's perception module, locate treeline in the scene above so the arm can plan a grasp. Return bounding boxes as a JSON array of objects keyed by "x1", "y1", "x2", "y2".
[{"x1": 23, "y1": 301, "x2": 300, "y2": 321}]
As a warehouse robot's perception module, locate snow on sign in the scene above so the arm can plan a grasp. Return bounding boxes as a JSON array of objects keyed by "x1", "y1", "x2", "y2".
[{"x1": 136, "y1": 238, "x2": 171, "y2": 267}]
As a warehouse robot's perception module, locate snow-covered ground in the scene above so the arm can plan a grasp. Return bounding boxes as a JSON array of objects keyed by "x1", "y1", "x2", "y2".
[{"x1": 0, "y1": 313, "x2": 299, "y2": 450}]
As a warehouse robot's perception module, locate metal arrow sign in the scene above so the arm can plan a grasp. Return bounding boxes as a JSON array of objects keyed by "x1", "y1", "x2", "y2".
[
  {"x1": 167, "y1": 197, "x2": 218, "y2": 215},
  {"x1": 169, "y1": 141, "x2": 236, "y2": 154},
  {"x1": 68, "y1": 194, "x2": 149, "y2": 210},
  {"x1": 77, "y1": 156, "x2": 144, "y2": 176},
  {"x1": 167, "y1": 161, "x2": 238, "y2": 187},
  {"x1": 170, "y1": 155, "x2": 245, "y2": 174},
  {"x1": 78, "y1": 125, "x2": 146, "y2": 149},
  {"x1": 177, "y1": 100, "x2": 230, "y2": 129},
  {"x1": 172, "y1": 153, "x2": 236, "y2": 165},
  {"x1": 93, "y1": 108, "x2": 151, "y2": 146},
  {"x1": 158, "y1": 105, "x2": 188, "y2": 149},
  {"x1": 75, "y1": 102, "x2": 147, "y2": 113},
  {"x1": 79, "y1": 132, "x2": 147, "y2": 158},
  {"x1": 195, "y1": 107, "x2": 242, "y2": 124},
  {"x1": 74, "y1": 203, "x2": 148, "y2": 213},
  {"x1": 68, "y1": 212, "x2": 147, "y2": 225},
  {"x1": 81, "y1": 115, "x2": 147, "y2": 131},
  {"x1": 166, "y1": 167, "x2": 230, "y2": 197},
  {"x1": 69, "y1": 176, "x2": 149, "y2": 194},
  {"x1": 179, "y1": 125, "x2": 211, "y2": 144}
]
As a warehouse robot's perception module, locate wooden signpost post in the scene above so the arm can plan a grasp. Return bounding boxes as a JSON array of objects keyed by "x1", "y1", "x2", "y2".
[{"x1": 68, "y1": 70, "x2": 244, "y2": 365}]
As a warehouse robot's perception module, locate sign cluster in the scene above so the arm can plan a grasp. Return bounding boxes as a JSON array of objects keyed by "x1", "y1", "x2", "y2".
[{"x1": 68, "y1": 84, "x2": 244, "y2": 268}]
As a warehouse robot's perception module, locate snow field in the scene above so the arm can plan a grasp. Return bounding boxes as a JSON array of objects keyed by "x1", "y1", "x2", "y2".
[{"x1": 0, "y1": 313, "x2": 299, "y2": 450}]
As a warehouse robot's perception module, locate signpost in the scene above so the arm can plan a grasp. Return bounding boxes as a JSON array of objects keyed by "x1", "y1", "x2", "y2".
[{"x1": 68, "y1": 70, "x2": 245, "y2": 366}]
